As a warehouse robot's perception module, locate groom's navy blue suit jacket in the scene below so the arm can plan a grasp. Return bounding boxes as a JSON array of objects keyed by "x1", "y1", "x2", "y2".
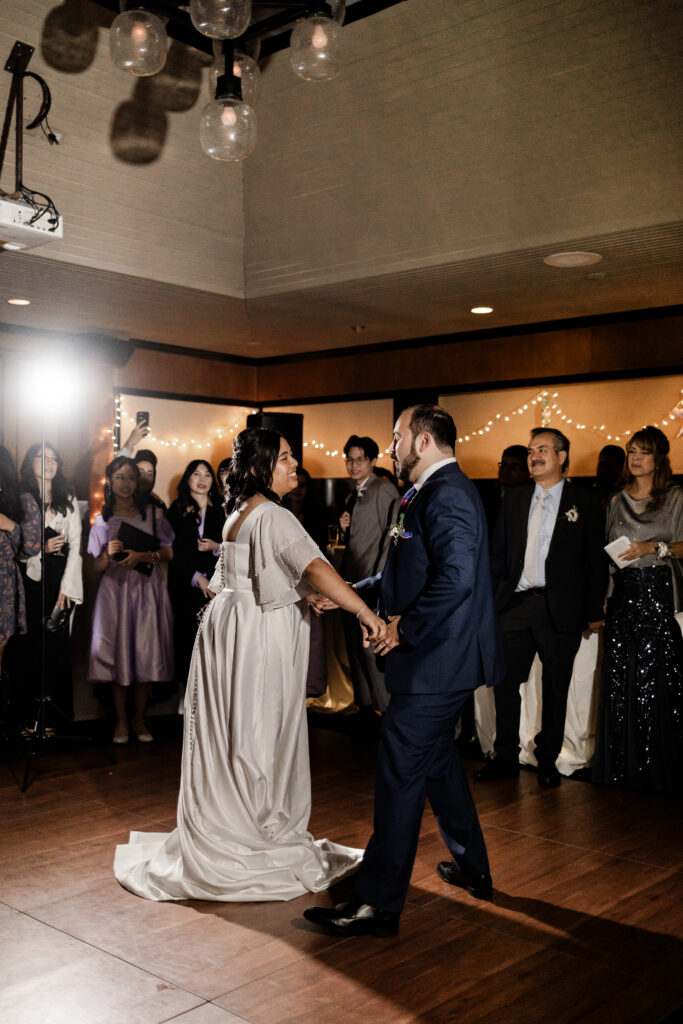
[{"x1": 359, "y1": 462, "x2": 503, "y2": 695}]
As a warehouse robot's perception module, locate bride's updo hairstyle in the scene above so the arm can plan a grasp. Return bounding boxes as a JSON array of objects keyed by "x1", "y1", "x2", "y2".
[{"x1": 224, "y1": 428, "x2": 285, "y2": 515}]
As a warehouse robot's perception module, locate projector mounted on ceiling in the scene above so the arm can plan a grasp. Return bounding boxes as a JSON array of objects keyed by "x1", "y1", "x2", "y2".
[{"x1": 0, "y1": 195, "x2": 63, "y2": 251}]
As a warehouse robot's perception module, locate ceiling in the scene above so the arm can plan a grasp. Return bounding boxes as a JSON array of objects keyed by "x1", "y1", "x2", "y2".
[{"x1": 1, "y1": 0, "x2": 682, "y2": 361}]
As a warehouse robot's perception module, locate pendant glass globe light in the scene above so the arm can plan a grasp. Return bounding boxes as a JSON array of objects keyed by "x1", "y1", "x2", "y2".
[
  {"x1": 190, "y1": 0, "x2": 252, "y2": 39},
  {"x1": 209, "y1": 40, "x2": 261, "y2": 107},
  {"x1": 202, "y1": 78, "x2": 259, "y2": 161},
  {"x1": 109, "y1": 8, "x2": 168, "y2": 76},
  {"x1": 290, "y1": 14, "x2": 342, "y2": 81}
]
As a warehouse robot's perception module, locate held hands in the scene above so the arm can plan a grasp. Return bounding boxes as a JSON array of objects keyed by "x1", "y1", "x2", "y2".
[
  {"x1": 373, "y1": 614, "x2": 402, "y2": 655},
  {"x1": 357, "y1": 606, "x2": 387, "y2": 648},
  {"x1": 198, "y1": 538, "x2": 220, "y2": 553}
]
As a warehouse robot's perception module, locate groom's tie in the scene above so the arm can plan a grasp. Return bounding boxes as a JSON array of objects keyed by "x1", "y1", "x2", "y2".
[
  {"x1": 523, "y1": 490, "x2": 550, "y2": 585},
  {"x1": 400, "y1": 485, "x2": 416, "y2": 510}
]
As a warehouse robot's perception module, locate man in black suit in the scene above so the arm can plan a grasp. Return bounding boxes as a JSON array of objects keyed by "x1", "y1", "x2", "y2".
[
  {"x1": 304, "y1": 405, "x2": 503, "y2": 938},
  {"x1": 475, "y1": 427, "x2": 608, "y2": 787}
]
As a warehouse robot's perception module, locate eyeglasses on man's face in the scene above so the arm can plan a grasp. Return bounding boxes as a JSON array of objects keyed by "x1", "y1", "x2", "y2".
[{"x1": 345, "y1": 456, "x2": 369, "y2": 467}]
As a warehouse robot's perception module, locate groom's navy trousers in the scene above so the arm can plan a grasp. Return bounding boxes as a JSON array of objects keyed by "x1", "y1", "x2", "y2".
[{"x1": 354, "y1": 461, "x2": 503, "y2": 915}]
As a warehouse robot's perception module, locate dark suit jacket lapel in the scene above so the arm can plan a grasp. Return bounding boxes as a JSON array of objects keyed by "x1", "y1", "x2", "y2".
[{"x1": 546, "y1": 479, "x2": 574, "y2": 559}]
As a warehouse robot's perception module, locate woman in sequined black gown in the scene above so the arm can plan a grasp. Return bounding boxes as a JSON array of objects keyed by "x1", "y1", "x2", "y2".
[{"x1": 593, "y1": 427, "x2": 683, "y2": 796}]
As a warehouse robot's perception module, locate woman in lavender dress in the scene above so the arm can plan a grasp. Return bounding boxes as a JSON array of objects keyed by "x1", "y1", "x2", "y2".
[
  {"x1": 88, "y1": 456, "x2": 174, "y2": 744},
  {"x1": 0, "y1": 446, "x2": 41, "y2": 680}
]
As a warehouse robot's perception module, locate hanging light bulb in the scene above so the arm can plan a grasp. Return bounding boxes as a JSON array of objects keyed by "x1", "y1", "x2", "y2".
[
  {"x1": 190, "y1": 0, "x2": 252, "y2": 40},
  {"x1": 200, "y1": 42, "x2": 256, "y2": 160},
  {"x1": 209, "y1": 40, "x2": 261, "y2": 107},
  {"x1": 290, "y1": 14, "x2": 343, "y2": 81},
  {"x1": 109, "y1": 7, "x2": 167, "y2": 76}
]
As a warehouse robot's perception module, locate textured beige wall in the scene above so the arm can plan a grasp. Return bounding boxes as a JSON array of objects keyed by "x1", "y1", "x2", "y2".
[
  {"x1": 0, "y1": 5, "x2": 245, "y2": 295},
  {"x1": 245, "y1": 0, "x2": 683, "y2": 295}
]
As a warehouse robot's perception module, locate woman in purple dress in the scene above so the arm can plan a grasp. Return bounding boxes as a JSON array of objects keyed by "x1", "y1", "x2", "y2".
[
  {"x1": 0, "y1": 446, "x2": 41, "y2": 681},
  {"x1": 88, "y1": 456, "x2": 174, "y2": 744}
]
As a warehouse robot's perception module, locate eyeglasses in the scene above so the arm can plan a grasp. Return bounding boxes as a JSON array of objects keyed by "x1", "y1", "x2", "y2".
[
  {"x1": 35, "y1": 455, "x2": 58, "y2": 465},
  {"x1": 112, "y1": 474, "x2": 137, "y2": 483},
  {"x1": 345, "y1": 457, "x2": 369, "y2": 467}
]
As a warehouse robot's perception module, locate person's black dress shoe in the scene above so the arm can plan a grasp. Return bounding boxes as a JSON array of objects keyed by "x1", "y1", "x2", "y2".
[
  {"x1": 303, "y1": 900, "x2": 399, "y2": 938},
  {"x1": 538, "y1": 766, "x2": 561, "y2": 787},
  {"x1": 437, "y1": 862, "x2": 493, "y2": 900},
  {"x1": 473, "y1": 758, "x2": 520, "y2": 781}
]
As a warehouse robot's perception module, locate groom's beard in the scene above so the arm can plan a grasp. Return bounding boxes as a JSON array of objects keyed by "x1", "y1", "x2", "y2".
[{"x1": 396, "y1": 440, "x2": 420, "y2": 483}]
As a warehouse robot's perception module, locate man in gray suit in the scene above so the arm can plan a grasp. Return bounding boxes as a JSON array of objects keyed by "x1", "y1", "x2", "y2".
[{"x1": 339, "y1": 434, "x2": 399, "y2": 714}]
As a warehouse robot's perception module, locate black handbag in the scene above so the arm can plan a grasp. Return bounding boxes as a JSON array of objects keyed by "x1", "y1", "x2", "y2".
[{"x1": 113, "y1": 511, "x2": 160, "y2": 576}]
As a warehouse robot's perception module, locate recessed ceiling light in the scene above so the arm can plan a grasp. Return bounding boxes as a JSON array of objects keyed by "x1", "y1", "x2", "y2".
[
  {"x1": 543, "y1": 251, "x2": 602, "y2": 268},
  {"x1": 7, "y1": 297, "x2": 30, "y2": 305},
  {"x1": 471, "y1": 306, "x2": 493, "y2": 315}
]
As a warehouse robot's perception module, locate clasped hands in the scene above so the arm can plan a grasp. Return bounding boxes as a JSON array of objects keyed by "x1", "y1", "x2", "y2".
[
  {"x1": 305, "y1": 594, "x2": 401, "y2": 653},
  {"x1": 107, "y1": 538, "x2": 145, "y2": 570}
]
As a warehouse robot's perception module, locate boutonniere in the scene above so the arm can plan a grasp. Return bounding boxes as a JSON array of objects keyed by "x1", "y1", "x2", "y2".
[
  {"x1": 564, "y1": 506, "x2": 579, "y2": 523},
  {"x1": 388, "y1": 513, "x2": 413, "y2": 545}
]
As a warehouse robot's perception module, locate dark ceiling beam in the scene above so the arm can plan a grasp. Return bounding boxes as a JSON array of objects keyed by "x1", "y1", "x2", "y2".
[{"x1": 87, "y1": 0, "x2": 407, "y2": 58}]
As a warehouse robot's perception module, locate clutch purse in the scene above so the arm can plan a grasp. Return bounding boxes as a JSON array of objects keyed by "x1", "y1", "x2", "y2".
[{"x1": 113, "y1": 520, "x2": 160, "y2": 576}]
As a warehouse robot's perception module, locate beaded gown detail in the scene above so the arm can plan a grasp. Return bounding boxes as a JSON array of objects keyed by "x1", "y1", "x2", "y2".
[
  {"x1": 593, "y1": 487, "x2": 683, "y2": 795},
  {"x1": 114, "y1": 502, "x2": 362, "y2": 901}
]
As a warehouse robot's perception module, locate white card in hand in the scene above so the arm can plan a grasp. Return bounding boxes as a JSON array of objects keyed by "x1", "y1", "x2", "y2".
[{"x1": 604, "y1": 534, "x2": 632, "y2": 567}]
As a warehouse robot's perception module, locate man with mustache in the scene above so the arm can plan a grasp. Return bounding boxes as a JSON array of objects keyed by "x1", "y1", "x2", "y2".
[
  {"x1": 476, "y1": 427, "x2": 608, "y2": 787},
  {"x1": 304, "y1": 404, "x2": 502, "y2": 937}
]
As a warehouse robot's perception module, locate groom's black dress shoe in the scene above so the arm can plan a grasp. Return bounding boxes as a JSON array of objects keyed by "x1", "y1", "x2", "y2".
[
  {"x1": 473, "y1": 758, "x2": 519, "y2": 781},
  {"x1": 303, "y1": 900, "x2": 399, "y2": 938},
  {"x1": 437, "y1": 862, "x2": 493, "y2": 901},
  {"x1": 537, "y1": 765, "x2": 561, "y2": 787}
]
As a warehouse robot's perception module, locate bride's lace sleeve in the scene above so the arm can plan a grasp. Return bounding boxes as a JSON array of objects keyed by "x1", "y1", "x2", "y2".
[{"x1": 251, "y1": 505, "x2": 326, "y2": 609}]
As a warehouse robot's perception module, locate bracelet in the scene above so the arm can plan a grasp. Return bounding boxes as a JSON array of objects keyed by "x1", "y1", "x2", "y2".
[
  {"x1": 656, "y1": 541, "x2": 670, "y2": 560},
  {"x1": 356, "y1": 605, "x2": 367, "y2": 619}
]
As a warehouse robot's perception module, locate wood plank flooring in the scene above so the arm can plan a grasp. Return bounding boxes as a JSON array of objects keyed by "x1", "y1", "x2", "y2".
[{"x1": 1, "y1": 718, "x2": 681, "y2": 1024}]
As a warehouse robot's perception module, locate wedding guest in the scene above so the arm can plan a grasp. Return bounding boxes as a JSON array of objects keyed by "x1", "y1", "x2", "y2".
[
  {"x1": 593, "y1": 443, "x2": 626, "y2": 509},
  {"x1": 216, "y1": 457, "x2": 232, "y2": 498},
  {"x1": 134, "y1": 449, "x2": 167, "y2": 512},
  {"x1": 0, "y1": 446, "x2": 41, "y2": 683},
  {"x1": 593, "y1": 426, "x2": 682, "y2": 795},
  {"x1": 339, "y1": 434, "x2": 399, "y2": 715},
  {"x1": 166, "y1": 460, "x2": 224, "y2": 689},
  {"x1": 88, "y1": 456, "x2": 174, "y2": 744},
  {"x1": 17, "y1": 443, "x2": 83, "y2": 731},
  {"x1": 479, "y1": 428, "x2": 608, "y2": 787}
]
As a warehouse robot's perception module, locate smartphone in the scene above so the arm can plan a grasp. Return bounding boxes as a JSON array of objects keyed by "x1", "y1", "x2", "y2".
[{"x1": 136, "y1": 411, "x2": 150, "y2": 430}]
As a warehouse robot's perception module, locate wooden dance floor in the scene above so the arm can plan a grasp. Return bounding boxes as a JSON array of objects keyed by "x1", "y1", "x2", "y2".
[{"x1": 1, "y1": 718, "x2": 681, "y2": 1024}]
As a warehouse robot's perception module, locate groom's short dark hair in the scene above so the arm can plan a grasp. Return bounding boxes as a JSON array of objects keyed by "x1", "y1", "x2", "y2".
[{"x1": 407, "y1": 405, "x2": 457, "y2": 452}]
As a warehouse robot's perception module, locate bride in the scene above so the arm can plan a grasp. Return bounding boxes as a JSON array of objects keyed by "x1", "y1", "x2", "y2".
[{"x1": 114, "y1": 427, "x2": 386, "y2": 901}]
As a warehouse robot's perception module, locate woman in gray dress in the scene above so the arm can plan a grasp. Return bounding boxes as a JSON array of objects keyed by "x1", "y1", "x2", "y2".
[{"x1": 593, "y1": 426, "x2": 683, "y2": 795}]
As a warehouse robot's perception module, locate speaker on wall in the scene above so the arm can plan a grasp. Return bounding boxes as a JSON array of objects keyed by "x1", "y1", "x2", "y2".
[{"x1": 246, "y1": 412, "x2": 304, "y2": 466}]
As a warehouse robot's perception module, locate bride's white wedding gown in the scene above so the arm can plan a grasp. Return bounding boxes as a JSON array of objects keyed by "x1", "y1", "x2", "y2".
[{"x1": 114, "y1": 501, "x2": 363, "y2": 901}]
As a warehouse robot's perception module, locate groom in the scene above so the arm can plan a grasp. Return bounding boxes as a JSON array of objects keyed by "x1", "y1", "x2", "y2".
[{"x1": 304, "y1": 404, "x2": 503, "y2": 937}]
